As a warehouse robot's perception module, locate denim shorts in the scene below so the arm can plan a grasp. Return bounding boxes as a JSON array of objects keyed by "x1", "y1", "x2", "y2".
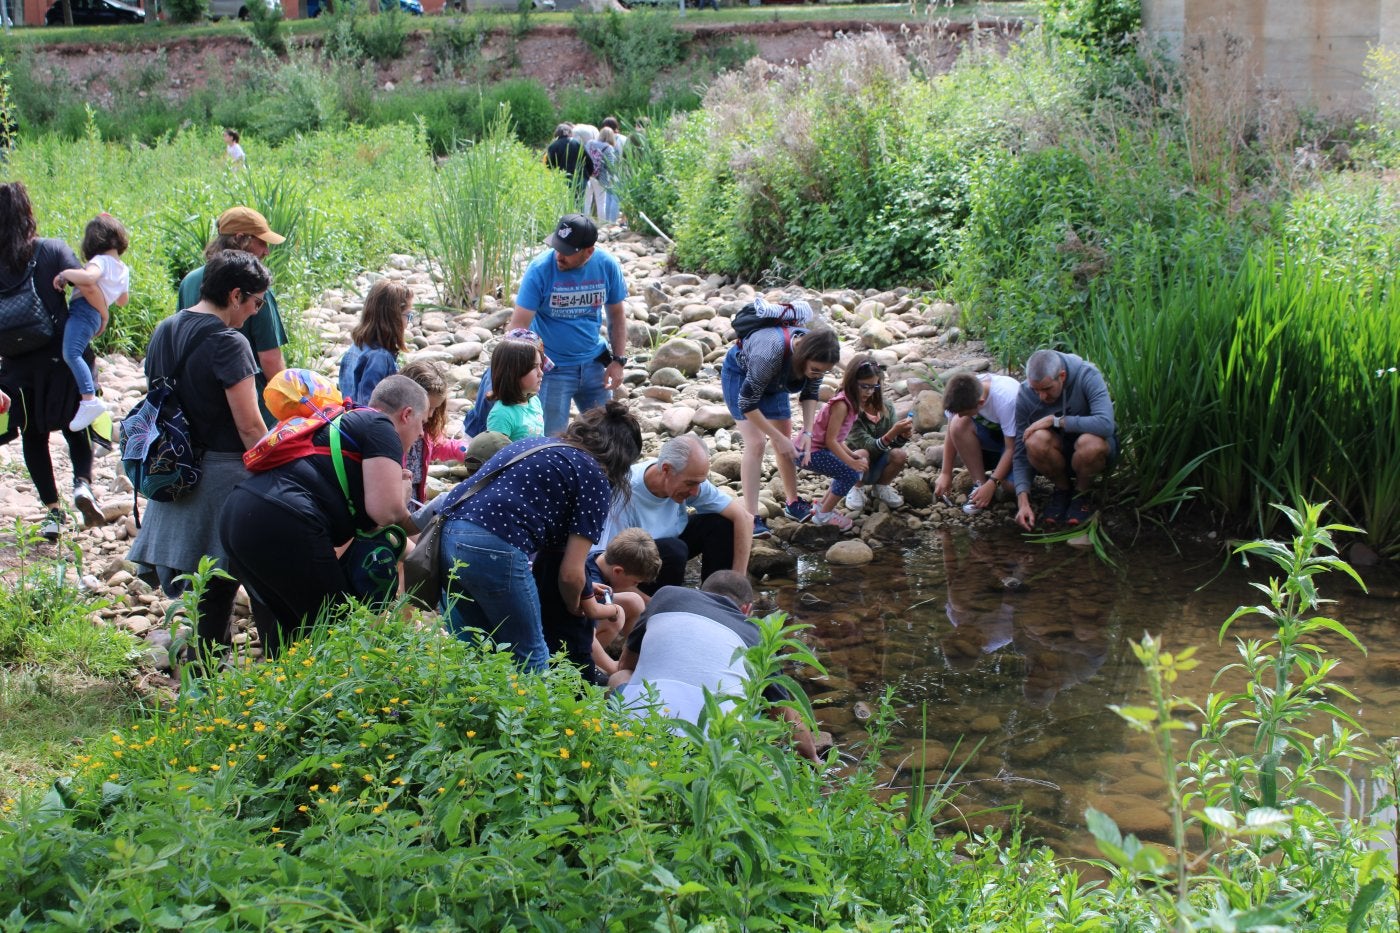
[{"x1": 721, "y1": 345, "x2": 791, "y2": 422}]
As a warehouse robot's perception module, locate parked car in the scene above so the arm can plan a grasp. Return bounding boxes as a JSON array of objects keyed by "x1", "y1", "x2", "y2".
[
  {"x1": 305, "y1": 0, "x2": 421, "y2": 15},
  {"x1": 44, "y1": 0, "x2": 146, "y2": 25},
  {"x1": 208, "y1": 0, "x2": 279, "y2": 19}
]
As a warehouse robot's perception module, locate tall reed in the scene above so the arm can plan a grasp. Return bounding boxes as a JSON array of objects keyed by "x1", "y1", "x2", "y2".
[
  {"x1": 425, "y1": 108, "x2": 571, "y2": 312},
  {"x1": 1078, "y1": 245, "x2": 1400, "y2": 556}
]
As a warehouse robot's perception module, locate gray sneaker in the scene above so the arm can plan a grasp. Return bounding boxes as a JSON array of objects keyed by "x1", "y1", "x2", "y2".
[
  {"x1": 962, "y1": 483, "x2": 984, "y2": 515},
  {"x1": 73, "y1": 481, "x2": 106, "y2": 528}
]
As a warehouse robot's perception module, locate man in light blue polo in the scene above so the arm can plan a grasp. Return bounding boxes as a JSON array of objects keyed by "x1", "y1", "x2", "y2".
[{"x1": 508, "y1": 213, "x2": 629, "y2": 436}]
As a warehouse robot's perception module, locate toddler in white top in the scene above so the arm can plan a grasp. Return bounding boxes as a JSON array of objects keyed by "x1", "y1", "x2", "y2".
[{"x1": 53, "y1": 213, "x2": 130, "y2": 432}]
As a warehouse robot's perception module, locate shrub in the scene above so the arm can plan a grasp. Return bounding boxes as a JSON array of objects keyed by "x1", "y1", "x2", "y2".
[
  {"x1": 353, "y1": 6, "x2": 409, "y2": 64},
  {"x1": 164, "y1": 0, "x2": 209, "y2": 24},
  {"x1": 1040, "y1": 0, "x2": 1141, "y2": 54},
  {"x1": 480, "y1": 78, "x2": 555, "y2": 146},
  {"x1": 0, "y1": 607, "x2": 1073, "y2": 928},
  {"x1": 427, "y1": 13, "x2": 488, "y2": 79},
  {"x1": 245, "y1": 0, "x2": 288, "y2": 58},
  {"x1": 572, "y1": 7, "x2": 690, "y2": 91}
]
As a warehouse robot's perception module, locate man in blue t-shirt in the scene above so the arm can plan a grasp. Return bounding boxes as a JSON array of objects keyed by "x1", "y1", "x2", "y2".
[
  {"x1": 598, "y1": 434, "x2": 752, "y2": 591},
  {"x1": 509, "y1": 214, "x2": 629, "y2": 436}
]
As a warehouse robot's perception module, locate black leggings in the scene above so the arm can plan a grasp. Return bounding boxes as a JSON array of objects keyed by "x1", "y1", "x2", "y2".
[
  {"x1": 220, "y1": 486, "x2": 352, "y2": 659},
  {"x1": 22, "y1": 424, "x2": 92, "y2": 507},
  {"x1": 154, "y1": 566, "x2": 272, "y2": 661}
]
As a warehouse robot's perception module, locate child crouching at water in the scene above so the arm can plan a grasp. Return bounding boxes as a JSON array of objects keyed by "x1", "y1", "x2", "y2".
[
  {"x1": 843, "y1": 358, "x2": 913, "y2": 511},
  {"x1": 800, "y1": 355, "x2": 911, "y2": 529},
  {"x1": 53, "y1": 213, "x2": 129, "y2": 432}
]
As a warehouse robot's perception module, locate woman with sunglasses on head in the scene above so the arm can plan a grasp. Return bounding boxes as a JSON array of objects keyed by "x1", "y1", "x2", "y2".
[
  {"x1": 127, "y1": 249, "x2": 272, "y2": 666},
  {"x1": 843, "y1": 357, "x2": 913, "y2": 512},
  {"x1": 799, "y1": 354, "x2": 909, "y2": 530}
]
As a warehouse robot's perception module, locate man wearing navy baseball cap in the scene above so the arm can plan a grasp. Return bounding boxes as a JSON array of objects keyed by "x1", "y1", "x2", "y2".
[{"x1": 508, "y1": 213, "x2": 629, "y2": 435}]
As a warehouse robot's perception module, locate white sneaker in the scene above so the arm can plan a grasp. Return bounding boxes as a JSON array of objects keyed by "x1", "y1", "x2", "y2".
[
  {"x1": 844, "y1": 486, "x2": 867, "y2": 511},
  {"x1": 68, "y1": 398, "x2": 108, "y2": 432},
  {"x1": 873, "y1": 484, "x2": 904, "y2": 507},
  {"x1": 962, "y1": 483, "x2": 984, "y2": 515}
]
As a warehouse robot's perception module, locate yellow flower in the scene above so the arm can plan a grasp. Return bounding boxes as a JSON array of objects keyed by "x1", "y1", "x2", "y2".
[
  {"x1": 331, "y1": 763, "x2": 342, "y2": 770},
  {"x1": 187, "y1": 766, "x2": 198, "y2": 773},
  {"x1": 648, "y1": 761, "x2": 658, "y2": 768},
  {"x1": 257, "y1": 754, "x2": 267, "y2": 761},
  {"x1": 514, "y1": 772, "x2": 524, "y2": 780},
  {"x1": 564, "y1": 728, "x2": 575, "y2": 736},
  {"x1": 354, "y1": 688, "x2": 364, "y2": 694},
  {"x1": 298, "y1": 805, "x2": 309, "y2": 812},
  {"x1": 516, "y1": 689, "x2": 527, "y2": 696},
  {"x1": 559, "y1": 748, "x2": 570, "y2": 759},
  {"x1": 437, "y1": 787, "x2": 446, "y2": 794},
  {"x1": 466, "y1": 731, "x2": 477, "y2": 739},
  {"x1": 363, "y1": 774, "x2": 374, "y2": 783},
  {"x1": 112, "y1": 750, "x2": 122, "y2": 758},
  {"x1": 581, "y1": 761, "x2": 592, "y2": 770},
  {"x1": 208, "y1": 764, "x2": 220, "y2": 772},
  {"x1": 309, "y1": 784, "x2": 319, "y2": 792},
  {"x1": 253, "y1": 722, "x2": 266, "y2": 733},
  {"x1": 270, "y1": 826, "x2": 280, "y2": 833},
  {"x1": 329, "y1": 784, "x2": 341, "y2": 793}
]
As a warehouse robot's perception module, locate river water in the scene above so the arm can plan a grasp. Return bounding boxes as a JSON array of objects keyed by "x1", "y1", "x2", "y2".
[{"x1": 768, "y1": 526, "x2": 1400, "y2": 858}]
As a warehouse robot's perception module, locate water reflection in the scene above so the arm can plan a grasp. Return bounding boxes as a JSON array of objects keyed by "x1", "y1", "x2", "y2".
[{"x1": 765, "y1": 525, "x2": 1399, "y2": 856}]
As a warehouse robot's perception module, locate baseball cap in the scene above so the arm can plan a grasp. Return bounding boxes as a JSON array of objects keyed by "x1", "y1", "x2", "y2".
[
  {"x1": 217, "y1": 206, "x2": 286, "y2": 245},
  {"x1": 545, "y1": 214, "x2": 597, "y2": 256},
  {"x1": 464, "y1": 432, "x2": 512, "y2": 475}
]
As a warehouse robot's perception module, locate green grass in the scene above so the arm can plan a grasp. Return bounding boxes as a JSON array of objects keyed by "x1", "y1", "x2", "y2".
[{"x1": 0, "y1": 670, "x2": 136, "y2": 803}]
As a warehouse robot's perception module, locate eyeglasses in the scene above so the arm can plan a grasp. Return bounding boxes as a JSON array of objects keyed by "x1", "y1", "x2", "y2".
[
  {"x1": 855, "y1": 360, "x2": 886, "y2": 377},
  {"x1": 857, "y1": 382, "x2": 880, "y2": 393},
  {"x1": 248, "y1": 293, "x2": 266, "y2": 311}
]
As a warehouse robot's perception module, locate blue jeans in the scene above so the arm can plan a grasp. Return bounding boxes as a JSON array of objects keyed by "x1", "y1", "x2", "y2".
[
  {"x1": 862, "y1": 451, "x2": 891, "y2": 485},
  {"x1": 440, "y1": 520, "x2": 548, "y2": 671},
  {"x1": 538, "y1": 359, "x2": 609, "y2": 436},
  {"x1": 63, "y1": 295, "x2": 102, "y2": 396}
]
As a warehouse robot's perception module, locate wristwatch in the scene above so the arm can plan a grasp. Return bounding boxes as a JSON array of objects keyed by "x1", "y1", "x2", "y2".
[
  {"x1": 1053, "y1": 414, "x2": 1063, "y2": 430},
  {"x1": 610, "y1": 354, "x2": 629, "y2": 367}
]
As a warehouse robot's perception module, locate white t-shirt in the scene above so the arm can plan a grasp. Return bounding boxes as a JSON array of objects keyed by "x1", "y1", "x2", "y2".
[
  {"x1": 227, "y1": 142, "x2": 246, "y2": 163},
  {"x1": 89, "y1": 254, "x2": 130, "y2": 307},
  {"x1": 946, "y1": 373, "x2": 1020, "y2": 439}
]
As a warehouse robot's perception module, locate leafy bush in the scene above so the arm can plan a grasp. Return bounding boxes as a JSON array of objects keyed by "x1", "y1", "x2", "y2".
[
  {"x1": 353, "y1": 6, "x2": 409, "y2": 64},
  {"x1": 1040, "y1": 0, "x2": 1141, "y2": 54},
  {"x1": 245, "y1": 0, "x2": 288, "y2": 57},
  {"x1": 165, "y1": 0, "x2": 209, "y2": 25},
  {"x1": 427, "y1": 13, "x2": 488, "y2": 79},
  {"x1": 0, "y1": 607, "x2": 1084, "y2": 929}
]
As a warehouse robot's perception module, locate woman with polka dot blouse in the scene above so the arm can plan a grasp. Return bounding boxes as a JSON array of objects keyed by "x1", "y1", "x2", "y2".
[{"x1": 438, "y1": 401, "x2": 642, "y2": 671}]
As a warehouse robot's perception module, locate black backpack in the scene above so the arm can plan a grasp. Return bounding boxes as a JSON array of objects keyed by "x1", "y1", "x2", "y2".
[
  {"x1": 0, "y1": 260, "x2": 54, "y2": 357},
  {"x1": 731, "y1": 298, "x2": 813, "y2": 342}
]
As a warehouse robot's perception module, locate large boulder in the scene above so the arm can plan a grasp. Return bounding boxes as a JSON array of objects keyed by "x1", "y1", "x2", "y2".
[
  {"x1": 691, "y1": 405, "x2": 736, "y2": 431},
  {"x1": 911, "y1": 390, "x2": 946, "y2": 433},
  {"x1": 748, "y1": 543, "x2": 797, "y2": 580},
  {"x1": 660, "y1": 406, "x2": 696, "y2": 435},
  {"x1": 647, "y1": 338, "x2": 704, "y2": 376},
  {"x1": 826, "y1": 539, "x2": 874, "y2": 565}
]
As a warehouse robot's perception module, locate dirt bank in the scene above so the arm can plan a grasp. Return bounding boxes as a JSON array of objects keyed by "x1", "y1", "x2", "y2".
[{"x1": 21, "y1": 17, "x2": 1019, "y2": 108}]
